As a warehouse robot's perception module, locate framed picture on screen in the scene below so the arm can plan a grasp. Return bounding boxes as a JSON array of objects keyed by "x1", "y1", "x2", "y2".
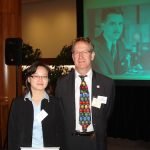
[{"x1": 77, "y1": 0, "x2": 150, "y2": 85}]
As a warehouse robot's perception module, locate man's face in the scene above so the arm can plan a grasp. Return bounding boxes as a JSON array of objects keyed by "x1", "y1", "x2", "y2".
[
  {"x1": 102, "y1": 13, "x2": 124, "y2": 42},
  {"x1": 72, "y1": 41, "x2": 95, "y2": 73}
]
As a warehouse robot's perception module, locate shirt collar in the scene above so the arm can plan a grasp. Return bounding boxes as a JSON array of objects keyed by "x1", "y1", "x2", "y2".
[
  {"x1": 24, "y1": 91, "x2": 49, "y2": 102},
  {"x1": 75, "y1": 69, "x2": 93, "y2": 79}
]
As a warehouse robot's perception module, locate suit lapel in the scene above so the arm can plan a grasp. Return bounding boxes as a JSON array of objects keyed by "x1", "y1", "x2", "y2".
[
  {"x1": 91, "y1": 71, "x2": 104, "y2": 129},
  {"x1": 67, "y1": 70, "x2": 76, "y2": 131},
  {"x1": 92, "y1": 71, "x2": 104, "y2": 100}
]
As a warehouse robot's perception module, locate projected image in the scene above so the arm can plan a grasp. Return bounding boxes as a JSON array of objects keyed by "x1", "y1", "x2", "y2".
[{"x1": 85, "y1": 3, "x2": 150, "y2": 80}]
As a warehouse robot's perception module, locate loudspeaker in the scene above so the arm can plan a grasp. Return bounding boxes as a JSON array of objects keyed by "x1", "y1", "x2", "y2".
[{"x1": 5, "y1": 38, "x2": 23, "y2": 65}]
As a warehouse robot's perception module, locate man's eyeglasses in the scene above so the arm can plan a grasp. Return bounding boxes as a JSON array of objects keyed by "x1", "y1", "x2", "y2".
[
  {"x1": 72, "y1": 50, "x2": 92, "y2": 56},
  {"x1": 30, "y1": 75, "x2": 48, "y2": 80}
]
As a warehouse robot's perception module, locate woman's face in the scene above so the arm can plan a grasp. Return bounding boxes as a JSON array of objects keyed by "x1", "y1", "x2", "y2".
[{"x1": 28, "y1": 66, "x2": 49, "y2": 92}]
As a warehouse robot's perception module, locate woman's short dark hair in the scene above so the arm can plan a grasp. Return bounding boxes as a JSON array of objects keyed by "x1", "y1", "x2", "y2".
[{"x1": 24, "y1": 61, "x2": 52, "y2": 95}]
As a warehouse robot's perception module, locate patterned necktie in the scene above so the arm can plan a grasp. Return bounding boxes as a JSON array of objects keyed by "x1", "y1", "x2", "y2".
[{"x1": 79, "y1": 75, "x2": 91, "y2": 132}]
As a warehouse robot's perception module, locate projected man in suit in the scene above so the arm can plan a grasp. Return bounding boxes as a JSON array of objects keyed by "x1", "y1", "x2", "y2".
[
  {"x1": 92, "y1": 7, "x2": 129, "y2": 75},
  {"x1": 55, "y1": 37, "x2": 115, "y2": 150}
]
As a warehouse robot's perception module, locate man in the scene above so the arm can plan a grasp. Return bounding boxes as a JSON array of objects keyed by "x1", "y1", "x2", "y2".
[
  {"x1": 55, "y1": 37, "x2": 115, "y2": 150},
  {"x1": 92, "y1": 7, "x2": 129, "y2": 75}
]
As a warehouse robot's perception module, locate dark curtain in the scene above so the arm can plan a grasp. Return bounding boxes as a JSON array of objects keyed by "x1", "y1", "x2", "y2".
[{"x1": 107, "y1": 85, "x2": 150, "y2": 141}]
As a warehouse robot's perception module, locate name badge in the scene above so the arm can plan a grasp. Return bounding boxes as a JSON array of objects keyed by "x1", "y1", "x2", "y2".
[
  {"x1": 92, "y1": 96, "x2": 107, "y2": 109},
  {"x1": 36, "y1": 109, "x2": 48, "y2": 122}
]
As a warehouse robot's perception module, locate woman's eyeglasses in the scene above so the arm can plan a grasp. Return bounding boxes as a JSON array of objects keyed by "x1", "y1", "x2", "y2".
[{"x1": 30, "y1": 75, "x2": 48, "y2": 80}]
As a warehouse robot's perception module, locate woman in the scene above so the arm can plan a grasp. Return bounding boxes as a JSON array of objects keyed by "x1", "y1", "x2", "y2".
[{"x1": 8, "y1": 61, "x2": 64, "y2": 150}]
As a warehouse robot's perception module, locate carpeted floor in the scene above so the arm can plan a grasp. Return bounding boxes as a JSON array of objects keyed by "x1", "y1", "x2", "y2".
[{"x1": 108, "y1": 137, "x2": 150, "y2": 150}]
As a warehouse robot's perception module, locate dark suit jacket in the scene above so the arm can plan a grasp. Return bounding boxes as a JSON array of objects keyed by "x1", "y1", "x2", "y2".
[
  {"x1": 8, "y1": 95, "x2": 64, "y2": 150},
  {"x1": 92, "y1": 34, "x2": 128, "y2": 75},
  {"x1": 55, "y1": 69, "x2": 115, "y2": 150}
]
